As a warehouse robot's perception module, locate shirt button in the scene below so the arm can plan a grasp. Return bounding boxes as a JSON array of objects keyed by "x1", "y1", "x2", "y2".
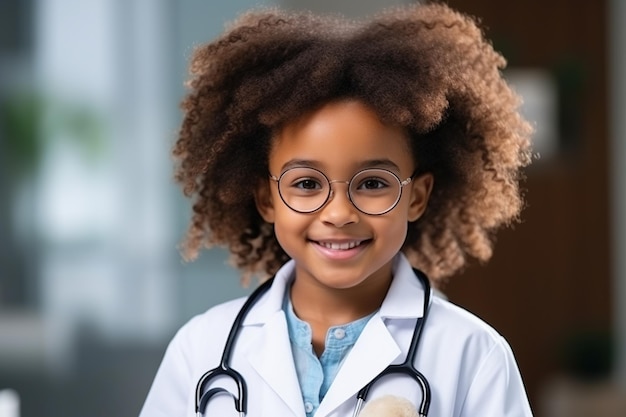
[
  {"x1": 333, "y1": 328, "x2": 346, "y2": 339},
  {"x1": 304, "y1": 401, "x2": 314, "y2": 413}
]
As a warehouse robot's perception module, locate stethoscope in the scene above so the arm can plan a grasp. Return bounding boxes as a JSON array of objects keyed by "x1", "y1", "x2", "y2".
[{"x1": 195, "y1": 269, "x2": 432, "y2": 417}]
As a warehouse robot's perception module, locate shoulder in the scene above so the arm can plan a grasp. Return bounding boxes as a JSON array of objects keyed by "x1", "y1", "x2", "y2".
[
  {"x1": 428, "y1": 295, "x2": 503, "y2": 342},
  {"x1": 419, "y1": 296, "x2": 533, "y2": 412},
  {"x1": 188, "y1": 297, "x2": 248, "y2": 328},
  {"x1": 425, "y1": 298, "x2": 533, "y2": 415},
  {"x1": 166, "y1": 297, "x2": 249, "y2": 365},
  {"x1": 177, "y1": 296, "x2": 247, "y2": 339},
  {"x1": 423, "y1": 295, "x2": 519, "y2": 369},
  {"x1": 169, "y1": 273, "x2": 289, "y2": 357},
  {"x1": 138, "y1": 296, "x2": 253, "y2": 417}
]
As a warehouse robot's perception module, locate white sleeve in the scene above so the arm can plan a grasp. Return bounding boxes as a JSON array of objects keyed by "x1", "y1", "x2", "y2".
[
  {"x1": 138, "y1": 325, "x2": 195, "y2": 417},
  {"x1": 460, "y1": 336, "x2": 533, "y2": 416}
]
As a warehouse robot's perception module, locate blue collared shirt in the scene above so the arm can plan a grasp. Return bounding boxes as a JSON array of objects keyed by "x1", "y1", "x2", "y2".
[{"x1": 284, "y1": 295, "x2": 375, "y2": 416}]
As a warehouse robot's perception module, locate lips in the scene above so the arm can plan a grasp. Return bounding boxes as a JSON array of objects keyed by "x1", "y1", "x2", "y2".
[
  {"x1": 309, "y1": 237, "x2": 372, "y2": 258},
  {"x1": 317, "y1": 240, "x2": 364, "y2": 250}
]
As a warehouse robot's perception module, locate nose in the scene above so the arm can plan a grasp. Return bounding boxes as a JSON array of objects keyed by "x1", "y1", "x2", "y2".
[{"x1": 319, "y1": 181, "x2": 359, "y2": 227}]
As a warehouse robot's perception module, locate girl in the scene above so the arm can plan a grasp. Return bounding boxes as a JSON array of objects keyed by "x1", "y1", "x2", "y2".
[{"x1": 140, "y1": 2, "x2": 534, "y2": 416}]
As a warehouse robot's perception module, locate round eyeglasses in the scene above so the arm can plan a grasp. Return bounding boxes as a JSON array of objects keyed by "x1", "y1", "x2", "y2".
[{"x1": 269, "y1": 167, "x2": 413, "y2": 215}]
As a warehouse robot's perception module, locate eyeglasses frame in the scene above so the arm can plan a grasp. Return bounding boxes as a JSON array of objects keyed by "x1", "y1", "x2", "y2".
[{"x1": 268, "y1": 167, "x2": 415, "y2": 216}]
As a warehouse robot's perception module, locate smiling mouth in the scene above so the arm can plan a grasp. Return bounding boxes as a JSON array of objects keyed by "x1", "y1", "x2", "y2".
[{"x1": 315, "y1": 240, "x2": 369, "y2": 250}]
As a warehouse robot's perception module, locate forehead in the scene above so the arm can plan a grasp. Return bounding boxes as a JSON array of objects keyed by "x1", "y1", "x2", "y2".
[{"x1": 269, "y1": 100, "x2": 414, "y2": 175}]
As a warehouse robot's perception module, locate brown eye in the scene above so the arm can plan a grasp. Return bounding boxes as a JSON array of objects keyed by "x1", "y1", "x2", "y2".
[
  {"x1": 293, "y1": 178, "x2": 322, "y2": 190},
  {"x1": 358, "y1": 178, "x2": 389, "y2": 190}
]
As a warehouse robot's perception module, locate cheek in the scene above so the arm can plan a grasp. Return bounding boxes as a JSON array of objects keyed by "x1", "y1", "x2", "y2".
[
  {"x1": 272, "y1": 208, "x2": 309, "y2": 249},
  {"x1": 391, "y1": 220, "x2": 409, "y2": 241},
  {"x1": 375, "y1": 216, "x2": 409, "y2": 249}
]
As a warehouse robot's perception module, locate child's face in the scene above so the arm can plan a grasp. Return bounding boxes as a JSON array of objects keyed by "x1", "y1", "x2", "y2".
[{"x1": 255, "y1": 99, "x2": 432, "y2": 291}]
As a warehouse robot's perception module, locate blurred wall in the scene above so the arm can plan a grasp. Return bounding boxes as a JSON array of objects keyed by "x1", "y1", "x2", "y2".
[
  {"x1": 279, "y1": 0, "x2": 409, "y2": 16},
  {"x1": 0, "y1": 1, "x2": 269, "y2": 416},
  {"x1": 441, "y1": 0, "x2": 624, "y2": 415}
]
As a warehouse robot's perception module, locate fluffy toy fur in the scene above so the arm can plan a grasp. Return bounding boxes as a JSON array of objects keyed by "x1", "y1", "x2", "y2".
[{"x1": 359, "y1": 395, "x2": 420, "y2": 417}]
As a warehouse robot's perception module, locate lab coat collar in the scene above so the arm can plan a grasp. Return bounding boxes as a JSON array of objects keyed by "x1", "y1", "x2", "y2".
[
  {"x1": 242, "y1": 253, "x2": 429, "y2": 416},
  {"x1": 242, "y1": 252, "x2": 428, "y2": 325},
  {"x1": 379, "y1": 253, "x2": 428, "y2": 319},
  {"x1": 241, "y1": 259, "x2": 294, "y2": 326}
]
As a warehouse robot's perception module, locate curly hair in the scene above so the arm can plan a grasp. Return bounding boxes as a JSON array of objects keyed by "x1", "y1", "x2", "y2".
[{"x1": 173, "y1": 2, "x2": 533, "y2": 284}]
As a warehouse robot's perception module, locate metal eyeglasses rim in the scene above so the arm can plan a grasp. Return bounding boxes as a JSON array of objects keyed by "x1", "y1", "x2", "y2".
[{"x1": 268, "y1": 166, "x2": 414, "y2": 216}]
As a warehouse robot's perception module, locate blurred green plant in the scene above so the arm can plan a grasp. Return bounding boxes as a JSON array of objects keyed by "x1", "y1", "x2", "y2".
[{"x1": 1, "y1": 90, "x2": 106, "y2": 178}]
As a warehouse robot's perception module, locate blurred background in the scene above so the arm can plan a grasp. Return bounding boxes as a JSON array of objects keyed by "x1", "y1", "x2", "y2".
[{"x1": 0, "y1": 0, "x2": 624, "y2": 416}]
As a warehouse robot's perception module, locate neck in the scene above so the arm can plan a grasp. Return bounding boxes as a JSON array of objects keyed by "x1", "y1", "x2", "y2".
[
  {"x1": 289, "y1": 267, "x2": 392, "y2": 357},
  {"x1": 289, "y1": 270, "x2": 392, "y2": 326}
]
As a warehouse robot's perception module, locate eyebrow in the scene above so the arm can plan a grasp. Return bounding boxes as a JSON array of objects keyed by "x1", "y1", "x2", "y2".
[{"x1": 280, "y1": 159, "x2": 402, "y2": 173}]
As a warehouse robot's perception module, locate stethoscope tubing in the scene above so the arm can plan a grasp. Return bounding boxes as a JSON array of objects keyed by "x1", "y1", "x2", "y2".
[
  {"x1": 195, "y1": 269, "x2": 432, "y2": 417},
  {"x1": 195, "y1": 278, "x2": 274, "y2": 415},
  {"x1": 352, "y1": 268, "x2": 432, "y2": 417}
]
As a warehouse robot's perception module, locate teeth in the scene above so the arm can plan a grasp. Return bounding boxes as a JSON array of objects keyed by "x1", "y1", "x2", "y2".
[{"x1": 319, "y1": 241, "x2": 361, "y2": 250}]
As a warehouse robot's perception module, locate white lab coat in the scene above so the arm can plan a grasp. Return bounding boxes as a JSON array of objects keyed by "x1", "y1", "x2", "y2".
[{"x1": 139, "y1": 254, "x2": 533, "y2": 417}]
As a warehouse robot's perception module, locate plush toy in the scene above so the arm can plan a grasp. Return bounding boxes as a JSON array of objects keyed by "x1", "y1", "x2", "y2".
[{"x1": 359, "y1": 395, "x2": 420, "y2": 417}]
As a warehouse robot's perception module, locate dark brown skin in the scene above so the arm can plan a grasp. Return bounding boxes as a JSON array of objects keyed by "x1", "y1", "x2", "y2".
[{"x1": 173, "y1": 1, "x2": 533, "y2": 286}]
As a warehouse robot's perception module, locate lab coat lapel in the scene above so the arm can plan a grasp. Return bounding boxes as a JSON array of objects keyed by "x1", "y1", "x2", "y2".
[
  {"x1": 316, "y1": 316, "x2": 401, "y2": 416},
  {"x1": 247, "y1": 309, "x2": 306, "y2": 417},
  {"x1": 316, "y1": 254, "x2": 426, "y2": 416}
]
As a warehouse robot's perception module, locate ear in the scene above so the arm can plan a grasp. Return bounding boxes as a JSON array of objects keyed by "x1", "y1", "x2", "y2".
[
  {"x1": 407, "y1": 173, "x2": 433, "y2": 222},
  {"x1": 254, "y1": 179, "x2": 276, "y2": 223}
]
